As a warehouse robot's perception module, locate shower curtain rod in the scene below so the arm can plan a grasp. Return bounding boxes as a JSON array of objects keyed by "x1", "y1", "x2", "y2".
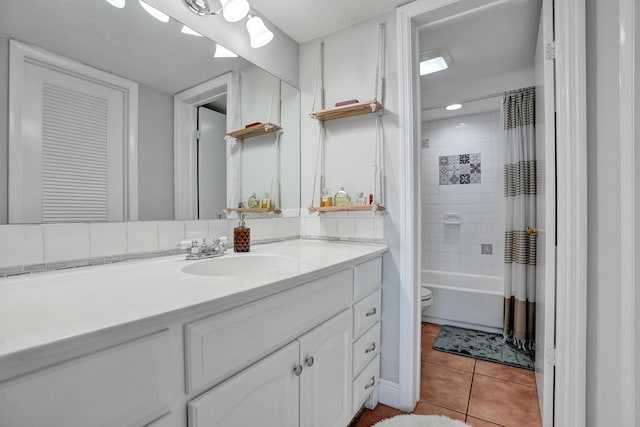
[{"x1": 421, "y1": 91, "x2": 505, "y2": 112}]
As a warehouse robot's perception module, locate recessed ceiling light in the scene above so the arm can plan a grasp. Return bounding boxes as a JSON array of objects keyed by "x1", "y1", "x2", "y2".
[
  {"x1": 139, "y1": 0, "x2": 169, "y2": 22},
  {"x1": 446, "y1": 103, "x2": 462, "y2": 111},
  {"x1": 181, "y1": 25, "x2": 203, "y2": 36},
  {"x1": 420, "y1": 49, "x2": 452, "y2": 76},
  {"x1": 214, "y1": 44, "x2": 238, "y2": 58},
  {"x1": 105, "y1": 0, "x2": 126, "y2": 8}
]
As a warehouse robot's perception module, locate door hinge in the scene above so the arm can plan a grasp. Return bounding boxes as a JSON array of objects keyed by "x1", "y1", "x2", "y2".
[
  {"x1": 545, "y1": 42, "x2": 556, "y2": 60},
  {"x1": 546, "y1": 347, "x2": 557, "y2": 366},
  {"x1": 194, "y1": 130, "x2": 201, "y2": 139}
]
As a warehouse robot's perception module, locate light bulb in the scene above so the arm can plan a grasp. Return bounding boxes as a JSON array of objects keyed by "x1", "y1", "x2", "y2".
[
  {"x1": 214, "y1": 44, "x2": 238, "y2": 58},
  {"x1": 246, "y1": 16, "x2": 274, "y2": 48},
  {"x1": 220, "y1": 0, "x2": 250, "y2": 22},
  {"x1": 181, "y1": 25, "x2": 203, "y2": 36},
  {"x1": 139, "y1": 0, "x2": 169, "y2": 22},
  {"x1": 105, "y1": 0, "x2": 125, "y2": 8}
]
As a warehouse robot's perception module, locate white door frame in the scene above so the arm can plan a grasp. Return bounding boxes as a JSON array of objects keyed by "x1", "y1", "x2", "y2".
[
  {"x1": 174, "y1": 73, "x2": 233, "y2": 220},
  {"x1": 619, "y1": 0, "x2": 637, "y2": 424},
  {"x1": 396, "y1": 1, "x2": 588, "y2": 425},
  {"x1": 8, "y1": 40, "x2": 139, "y2": 222}
]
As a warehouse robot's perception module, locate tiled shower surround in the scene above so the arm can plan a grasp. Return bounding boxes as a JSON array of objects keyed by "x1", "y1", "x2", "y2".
[{"x1": 421, "y1": 111, "x2": 504, "y2": 276}]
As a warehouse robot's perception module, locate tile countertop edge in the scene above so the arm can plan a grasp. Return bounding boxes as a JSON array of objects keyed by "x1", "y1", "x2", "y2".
[{"x1": 0, "y1": 239, "x2": 388, "y2": 382}]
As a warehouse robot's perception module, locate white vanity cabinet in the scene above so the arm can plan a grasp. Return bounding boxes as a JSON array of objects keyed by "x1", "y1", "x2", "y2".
[
  {"x1": 0, "y1": 331, "x2": 173, "y2": 427},
  {"x1": 0, "y1": 241, "x2": 386, "y2": 427},
  {"x1": 186, "y1": 256, "x2": 382, "y2": 427},
  {"x1": 188, "y1": 309, "x2": 353, "y2": 427},
  {"x1": 351, "y1": 258, "x2": 383, "y2": 413}
]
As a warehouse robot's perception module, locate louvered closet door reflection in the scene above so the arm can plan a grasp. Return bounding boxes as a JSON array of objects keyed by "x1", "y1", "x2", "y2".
[{"x1": 21, "y1": 61, "x2": 125, "y2": 223}]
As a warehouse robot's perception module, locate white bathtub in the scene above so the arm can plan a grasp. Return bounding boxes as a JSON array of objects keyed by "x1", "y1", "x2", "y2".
[{"x1": 421, "y1": 270, "x2": 503, "y2": 333}]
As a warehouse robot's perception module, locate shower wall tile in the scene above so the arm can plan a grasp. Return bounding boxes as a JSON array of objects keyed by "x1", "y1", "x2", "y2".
[{"x1": 421, "y1": 111, "x2": 504, "y2": 277}]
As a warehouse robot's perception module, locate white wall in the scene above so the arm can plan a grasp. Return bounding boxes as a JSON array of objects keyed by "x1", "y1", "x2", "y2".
[
  {"x1": 138, "y1": 85, "x2": 175, "y2": 220},
  {"x1": 585, "y1": 0, "x2": 623, "y2": 425},
  {"x1": 421, "y1": 111, "x2": 504, "y2": 277},
  {"x1": 299, "y1": 13, "x2": 401, "y2": 383}
]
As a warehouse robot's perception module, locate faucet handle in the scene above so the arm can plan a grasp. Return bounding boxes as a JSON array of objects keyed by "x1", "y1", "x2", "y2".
[{"x1": 177, "y1": 240, "x2": 200, "y2": 250}]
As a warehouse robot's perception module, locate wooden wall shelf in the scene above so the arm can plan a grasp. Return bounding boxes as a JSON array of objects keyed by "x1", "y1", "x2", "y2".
[
  {"x1": 226, "y1": 122, "x2": 282, "y2": 140},
  {"x1": 225, "y1": 207, "x2": 282, "y2": 214},
  {"x1": 307, "y1": 204, "x2": 385, "y2": 213},
  {"x1": 309, "y1": 99, "x2": 383, "y2": 122}
]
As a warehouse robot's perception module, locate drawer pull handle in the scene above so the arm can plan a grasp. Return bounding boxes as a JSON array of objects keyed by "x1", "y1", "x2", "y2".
[
  {"x1": 293, "y1": 365, "x2": 303, "y2": 376},
  {"x1": 364, "y1": 376, "x2": 376, "y2": 390},
  {"x1": 365, "y1": 307, "x2": 377, "y2": 317},
  {"x1": 365, "y1": 342, "x2": 376, "y2": 353},
  {"x1": 305, "y1": 356, "x2": 314, "y2": 367}
]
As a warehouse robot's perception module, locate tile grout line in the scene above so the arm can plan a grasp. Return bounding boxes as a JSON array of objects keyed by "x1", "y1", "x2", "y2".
[{"x1": 465, "y1": 360, "x2": 476, "y2": 421}]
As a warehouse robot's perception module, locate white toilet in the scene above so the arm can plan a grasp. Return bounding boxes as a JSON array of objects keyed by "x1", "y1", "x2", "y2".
[{"x1": 421, "y1": 285, "x2": 433, "y2": 318}]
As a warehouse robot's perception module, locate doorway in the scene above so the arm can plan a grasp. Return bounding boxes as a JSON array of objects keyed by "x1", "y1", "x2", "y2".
[{"x1": 396, "y1": 0, "x2": 587, "y2": 425}]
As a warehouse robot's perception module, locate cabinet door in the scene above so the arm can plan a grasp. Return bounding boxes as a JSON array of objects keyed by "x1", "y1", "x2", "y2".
[
  {"x1": 188, "y1": 341, "x2": 299, "y2": 427},
  {"x1": 299, "y1": 309, "x2": 353, "y2": 427}
]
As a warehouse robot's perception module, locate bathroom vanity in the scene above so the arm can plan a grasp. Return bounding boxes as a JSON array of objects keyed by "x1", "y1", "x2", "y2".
[{"x1": 0, "y1": 239, "x2": 386, "y2": 427}]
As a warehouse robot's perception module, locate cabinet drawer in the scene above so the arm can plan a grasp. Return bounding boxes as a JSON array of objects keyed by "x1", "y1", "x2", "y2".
[
  {"x1": 353, "y1": 258, "x2": 382, "y2": 302},
  {"x1": 185, "y1": 269, "x2": 352, "y2": 393},
  {"x1": 352, "y1": 354, "x2": 380, "y2": 414},
  {"x1": 353, "y1": 289, "x2": 381, "y2": 340},
  {"x1": 0, "y1": 331, "x2": 172, "y2": 427},
  {"x1": 352, "y1": 322, "x2": 380, "y2": 378}
]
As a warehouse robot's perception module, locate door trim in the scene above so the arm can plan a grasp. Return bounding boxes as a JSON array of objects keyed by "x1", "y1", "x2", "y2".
[
  {"x1": 8, "y1": 40, "x2": 139, "y2": 222},
  {"x1": 619, "y1": 0, "x2": 637, "y2": 423},
  {"x1": 396, "y1": 0, "x2": 588, "y2": 423},
  {"x1": 174, "y1": 73, "x2": 232, "y2": 220}
]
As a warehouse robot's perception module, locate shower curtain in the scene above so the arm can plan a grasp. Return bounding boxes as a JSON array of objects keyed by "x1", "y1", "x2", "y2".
[{"x1": 502, "y1": 86, "x2": 537, "y2": 351}]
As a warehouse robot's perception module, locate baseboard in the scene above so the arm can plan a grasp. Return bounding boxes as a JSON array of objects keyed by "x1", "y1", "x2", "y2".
[
  {"x1": 378, "y1": 379, "x2": 400, "y2": 409},
  {"x1": 422, "y1": 316, "x2": 503, "y2": 335}
]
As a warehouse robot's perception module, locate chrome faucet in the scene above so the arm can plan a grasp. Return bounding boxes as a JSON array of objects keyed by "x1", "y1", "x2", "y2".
[{"x1": 178, "y1": 237, "x2": 227, "y2": 260}]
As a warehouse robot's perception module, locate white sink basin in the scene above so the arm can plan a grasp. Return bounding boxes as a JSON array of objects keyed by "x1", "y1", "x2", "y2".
[{"x1": 181, "y1": 254, "x2": 300, "y2": 277}]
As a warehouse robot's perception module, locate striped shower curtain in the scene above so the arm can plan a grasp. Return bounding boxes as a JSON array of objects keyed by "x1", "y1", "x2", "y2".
[{"x1": 502, "y1": 87, "x2": 537, "y2": 351}]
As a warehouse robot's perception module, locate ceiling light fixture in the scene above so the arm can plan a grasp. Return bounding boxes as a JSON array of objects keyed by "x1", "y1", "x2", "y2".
[
  {"x1": 105, "y1": 0, "x2": 126, "y2": 8},
  {"x1": 420, "y1": 49, "x2": 452, "y2": 76},
  {"x1": 181, "y1": 25, "x2": 203, "y2": 36},
  {"x1": 184, "y1": 0, "x2": 248, "y2": 22},
  {"x1": 220, "y1": 0, "x2": 250, "y2": 22},
  {"x1": 214, "y1": 44, "x2": 238, "y2": 57},
  {"x1": 246, "y1": 15, "x2": 273, "y2": 48},
  {"x1": 446, "y1": 103, "x2": 463, "y2": 111},
  {"x1": 139, "y1": 0, "x2": 169, "y2": 22}
]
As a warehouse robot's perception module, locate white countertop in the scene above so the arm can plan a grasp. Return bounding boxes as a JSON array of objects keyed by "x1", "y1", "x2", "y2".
[{"x1": 0, "y1": 239, "x2": 387, "y2": 359}]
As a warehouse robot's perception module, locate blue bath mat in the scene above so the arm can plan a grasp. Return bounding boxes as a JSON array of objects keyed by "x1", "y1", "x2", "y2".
[{"x1": 432, "y1": 325, "x2": 534, "y2": 370}]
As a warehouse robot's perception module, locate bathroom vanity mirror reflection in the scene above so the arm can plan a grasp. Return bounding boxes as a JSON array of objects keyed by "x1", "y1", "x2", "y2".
[{"x1": 0, "y1": 0, "x2": 301, "y2": 224}]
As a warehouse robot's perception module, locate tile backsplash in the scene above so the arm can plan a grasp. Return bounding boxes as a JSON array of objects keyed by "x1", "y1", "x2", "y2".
[{"x1": 0, "y1": 217, "x2": 300, "y2": 275}]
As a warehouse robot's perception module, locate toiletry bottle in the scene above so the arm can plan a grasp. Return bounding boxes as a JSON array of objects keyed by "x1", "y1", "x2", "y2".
[
  {"x1": 233, "y1": 214, "x2": 250, "y2": 252},
  {"x1": 320, "y1": 189, "x2": 332, "y2": 207},
  {"x1": 261, "y1": 192, "x2": 272, "y2": 210},
  {"x1": 334, "y1": 187, "x2": 350, "y2": 206},
  {"x1": 248, "y1": 193, "x2": 259, "y2": 209}
]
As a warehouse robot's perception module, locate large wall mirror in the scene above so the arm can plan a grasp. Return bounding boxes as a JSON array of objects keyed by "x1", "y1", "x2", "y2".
[{"x1": 0, "y1": 0, "x2": 301, "y2": 224}]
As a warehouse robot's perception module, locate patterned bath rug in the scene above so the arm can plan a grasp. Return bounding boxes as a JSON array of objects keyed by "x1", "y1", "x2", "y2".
[
  {"x1": 432, "y1": 325, "x2": 534, "y2": 370},
  {"x1": 373, "y1": 414, "x2": 470, "y2": 427}
]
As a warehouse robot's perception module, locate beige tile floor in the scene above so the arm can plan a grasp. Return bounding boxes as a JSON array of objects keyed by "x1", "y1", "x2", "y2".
[{"x1": 351, "y1": 323, "x2": 542, "y2": 427}]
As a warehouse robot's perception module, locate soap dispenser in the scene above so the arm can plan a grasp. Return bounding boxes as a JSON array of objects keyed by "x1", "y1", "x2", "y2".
[{"x1": 233, "y1": 214, "x2": 250, "y2": 252}]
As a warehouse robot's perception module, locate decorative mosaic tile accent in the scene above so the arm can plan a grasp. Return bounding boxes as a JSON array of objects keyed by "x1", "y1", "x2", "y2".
[{"x1": 439, "y1": 153, "x2": 481, "y2": 185}]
